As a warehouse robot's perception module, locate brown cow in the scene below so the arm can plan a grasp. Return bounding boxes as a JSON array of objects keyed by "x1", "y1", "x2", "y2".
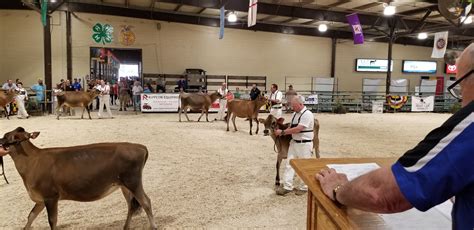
[
  {"x1": 259, "y1": 114, "x2": 320, "y2": 186},
  {"x1": 0, "y1": 127, "x2": 157, "y2": 229},
  {"x1": 56, "y1": 89, "x2": 100, "y2": 120},
  {"x1": 225, "y1": 95, "x2": 268, "y2": 135},
  {"x1": 179, "y1": 91, "x2": 222, "y2": 122},
  {"x1": 0, "y1": 89, "x2": 17, "y2": 119}
]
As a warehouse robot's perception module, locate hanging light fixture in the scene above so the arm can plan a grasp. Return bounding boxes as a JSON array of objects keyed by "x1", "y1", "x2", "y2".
[
  {"x1": 417, "y1": 32, "x2": 428, "y2": 40},
  {"x1": 227, "y1": 12, "x2": 238, "y2": 22},
  {"x1": 383, "y1": 3, "x2": 396, "y2": 16},
  {"x1": 318, "y1": 24, "x2": 328, "y2": 32}
]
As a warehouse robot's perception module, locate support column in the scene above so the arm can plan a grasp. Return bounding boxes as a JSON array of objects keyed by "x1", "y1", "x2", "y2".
[
  {"x1": 331, "y1": 37, "x2": 337, "y2": 78},
  {"x1": 43, "y1": 15, "x2": 52, "y2": 91},
  {"x1": 66, "y1": 11, "x2": 72, "y2": 81},
  {"x1": 386, "y1": 37, "x2": 393, "y2": 95}
]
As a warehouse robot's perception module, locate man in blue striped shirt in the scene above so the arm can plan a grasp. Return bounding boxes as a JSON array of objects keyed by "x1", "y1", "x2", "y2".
[{"x1": 316, "y1": 43, "x2": 474, "y2": 229}]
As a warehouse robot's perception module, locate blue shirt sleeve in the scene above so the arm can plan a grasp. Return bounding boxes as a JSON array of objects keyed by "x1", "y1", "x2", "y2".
[{"x1": 392, "y1": 103, "x2": 474, "y2": 212}]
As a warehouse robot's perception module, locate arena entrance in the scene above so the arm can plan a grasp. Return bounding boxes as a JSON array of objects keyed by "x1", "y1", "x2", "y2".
[{"x1": 89, "y1": 47, "x2": 143, "y2": 83}]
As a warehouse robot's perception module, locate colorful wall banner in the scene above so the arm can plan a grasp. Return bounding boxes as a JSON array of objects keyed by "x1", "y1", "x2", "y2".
[
  {"x1": 141, "y1": 93, "x2": 179, "y2": 112},
  {"x1": 411, "y1": 96, "x2": 434, "y2": 112},
  {"x1": 119, "y1": 25, "x2": 135, "y2": 46},
  {"x1": 92, "y1": 23, "x2": 114, "y2": 45},
  {"x1": 346, "y1": 13, "x2": 364, "y2": 45},
  {"x1": 386, "y1": 95, "x2": 408, "y2": 109},
  {"x1": 431, "y1": 31, "x2": 448, "y2": 58}
]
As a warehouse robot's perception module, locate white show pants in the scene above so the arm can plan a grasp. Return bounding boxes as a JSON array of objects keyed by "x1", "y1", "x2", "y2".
[
  {"x1": 270, "y1": 107, "x2": 282, "y2": 119},
  {"x1": 283, "y1": 141, "x2": 313, "y2": 191},
  {"x1": 98, "y1": 95, "x2": 113, "y2": 118},
  {"x1": 218, "y1": 99, "x2": 227, "y2": 120},
  {"x1": 16, "y1": 96, "x2": 29, "y2": 118}
]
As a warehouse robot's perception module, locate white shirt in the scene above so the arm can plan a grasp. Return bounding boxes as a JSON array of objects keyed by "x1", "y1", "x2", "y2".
[
  {"x1": 15, "y1": 88, "x2": 28, "y2": 100},
  {"x1": 132, "y1": 85, "x2": 143, "y2": 95},
  {"x1": 218, "y1": 88, "x2": 228, "y2": 100},
  {"x1": 270, "y1": 90, "x2": 283, "y2": 107},
  {"x1": 96, "y1": 84, "x2": 111, "y2": 95},
  {"x1": 291, "y1": 107, "x2": 314, "y2": 141}
]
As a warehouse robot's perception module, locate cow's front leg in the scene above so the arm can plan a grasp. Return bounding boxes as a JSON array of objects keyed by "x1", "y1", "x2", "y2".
[
  {"x1": 254, "y1": 117, "x2": 259, "y2": 134},
  {"x1": 24, "y1": 203, "x2": 45, "y2": 229},
  {"x1": 249, "y1": 118, "x2": 253, "y2": 135},
  {"x1": 44, "y1": 199, "x2": 59, "y2": 230}
]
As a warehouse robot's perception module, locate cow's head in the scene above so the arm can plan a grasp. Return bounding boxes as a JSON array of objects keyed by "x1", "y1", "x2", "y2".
[
  {"x1": 0, "y1": 127, "x2": 40, "y2": 152},
  {"x1": 258, "y1": 115, "x2": 284, "y2": 136}
]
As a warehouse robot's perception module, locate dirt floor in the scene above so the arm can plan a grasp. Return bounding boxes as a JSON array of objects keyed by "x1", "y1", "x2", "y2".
[{"x1": 0, "y1": 109, "x2": 451, "y2": 229}]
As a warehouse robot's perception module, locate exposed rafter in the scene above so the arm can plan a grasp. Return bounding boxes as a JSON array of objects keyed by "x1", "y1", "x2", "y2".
[{"x1": 353, "y1": 2, "x2": 380, "y2": 11}]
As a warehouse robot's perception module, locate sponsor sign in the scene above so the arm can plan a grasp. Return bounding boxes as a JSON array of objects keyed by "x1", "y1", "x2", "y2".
[
  {"x1": 402, "y1": 61, "x2": 437, "y2": 74},
  {"x1": 356, "y1": 59, "x2": 393, "y2": 72},
  {"x1": 140, "y1": 93, "x2": 179, "y2": 112},
  {"x1": 446, "y1": 64, "x2": 457, "y2": 74},
  {"x1": 304, "y1": 94, "x2": 318, "y2": 105},
  {"x1": 372, "y1": 101, "x2": 384, "y2": 114},
  {"x1": 411, "y1": 96, "x2": 434, "y2": 112}
]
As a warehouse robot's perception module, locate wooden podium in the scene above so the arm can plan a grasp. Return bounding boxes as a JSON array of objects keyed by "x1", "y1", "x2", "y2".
[{"x1": 290, "y1": 158, "x2": 397, "y2": 230}]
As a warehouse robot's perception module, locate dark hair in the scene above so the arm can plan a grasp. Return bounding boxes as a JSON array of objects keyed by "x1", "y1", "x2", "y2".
[
  {"x1": 17, "y1": 82, "x2": 23, "y2": 85},
  {"x1": 272, "y1": 84, "x2": 278, "y2": 90}
]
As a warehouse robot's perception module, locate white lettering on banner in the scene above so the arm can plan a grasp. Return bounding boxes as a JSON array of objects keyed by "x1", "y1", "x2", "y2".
[
  {"x1": 305, "y1": 95, "x2": 318, "y2": 105},
  {"x1": 411, "y1": 96, "x2": 434, "y2": 112},
  {"x1": 141, "y1": 93, "x2": 180, "y2": 112}
]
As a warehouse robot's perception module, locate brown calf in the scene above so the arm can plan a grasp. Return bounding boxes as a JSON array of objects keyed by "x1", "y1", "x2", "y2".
[
  {"x1": 0, "y1": 127, "x2": 157, "y2": 229},
  {"x1": 56, "y1": 89, "x2": 100, "y2": 120},
  {"x1": 179, "y1": 91, "x2": 222, "y2": 122},
  {"x1": 0, "y1": 89, "x2": 17, "y2": 119},
  {"x1": 226, "y1": 95, "x2": 268, "y2": 135},
  {"x1": 259, "y1": 114, "x2": 320, "y2": 186}
]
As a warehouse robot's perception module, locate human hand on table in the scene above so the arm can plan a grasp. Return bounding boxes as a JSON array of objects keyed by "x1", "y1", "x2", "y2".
[{"x1": 315, "y1": 168, "x2": 349, "y2": 200}]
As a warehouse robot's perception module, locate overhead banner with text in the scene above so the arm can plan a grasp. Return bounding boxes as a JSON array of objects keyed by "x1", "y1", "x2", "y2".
[
  {"x1": 411, "y1": 96, "x2": 434, "y2": 112},
  {"x1": 346, "y1": 13, "x2": 364, "y2": 45}
]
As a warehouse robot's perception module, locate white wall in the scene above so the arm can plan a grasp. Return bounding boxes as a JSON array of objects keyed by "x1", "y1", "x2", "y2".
[{"x1": 0, "y1": 10, "x2": 452, "y2": 92}]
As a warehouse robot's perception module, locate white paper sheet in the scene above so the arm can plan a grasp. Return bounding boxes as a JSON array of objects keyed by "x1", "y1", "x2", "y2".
[
  {"x1": 326, "y1": 163, "x2": 452, "y2": 229},
  {"x1": 327, "y1": 163, "x2": 380, "y2": 181}
]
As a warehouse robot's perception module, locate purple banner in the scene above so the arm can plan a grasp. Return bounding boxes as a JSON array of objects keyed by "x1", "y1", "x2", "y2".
[{"x1": 346, "y1": 13, "x2": 364, "y2": 45}]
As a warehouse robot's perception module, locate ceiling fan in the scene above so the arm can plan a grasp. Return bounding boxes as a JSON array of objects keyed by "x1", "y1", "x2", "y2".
[{"x1": 438, "y1": 0, "x2": 473, "y2": 25}]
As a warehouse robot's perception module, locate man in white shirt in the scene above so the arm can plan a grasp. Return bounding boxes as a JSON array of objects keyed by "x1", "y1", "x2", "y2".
[
  {"x1": 274, "y1": 95, "x2": 314, "y2": 196},
  {"x1": 15, "y1": 82, "x2": 29, "y2": 119},
  {"x1": 217, "y1": 82, "x2": 228, "y2": 121},
  {"x1": 132, "y1": 81, "x2": 143, "y2": 112},
  {"x1": 96, "y1": 80, "x2": 113, "y2": 118},
  {"x1": 269, "y1": 84, "x2": 283, "y2": 118}
]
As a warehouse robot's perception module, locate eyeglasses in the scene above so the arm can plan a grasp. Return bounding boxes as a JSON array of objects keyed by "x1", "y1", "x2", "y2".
[{"x1": 447, "y1": 69, "x2": 473, "y2": 100}]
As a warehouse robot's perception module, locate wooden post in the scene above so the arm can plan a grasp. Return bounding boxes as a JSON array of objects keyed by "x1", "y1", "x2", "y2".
[
  {"x1": 331, "y1": 37, "x2": 337, "y2": 79},
  {"x1": 386, "y1": 18, "x2": 397, "y2": 95},
  {"x1": 66, "y1": 11, "x2": 72, "y2": 82},
  {"x1": 43, "y1": 14, "x2": 52, "y2": 91}
]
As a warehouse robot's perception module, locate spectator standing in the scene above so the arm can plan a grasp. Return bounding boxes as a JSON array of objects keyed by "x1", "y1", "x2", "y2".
[
  {"x1": 234, "y1": 87, "x2": 242, "y2": 99},
  {"x1": 285, "y1": 85, "x2": 297, "y2": 112},
  {"x1": 31, "y1": 79, "x2": 45, "y2": 111},
  {"x1": 132, "y1": 81, "x2": 143, "y2": 111},
  {"x1": 249, "y1": 84, "x2": 261, "y2": 100}
]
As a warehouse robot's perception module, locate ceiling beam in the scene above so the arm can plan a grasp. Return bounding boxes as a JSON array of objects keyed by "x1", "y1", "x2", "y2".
[
  {"x1": 353, "y1": 2, "x2": 380, "y2": 11},
  {"x1": 281, "y1": 17, "x2": 298, "y2": 24},
  {"x1": 398, "y1": 5, "x2": 438, "y2": 17},
  {"x1": 154, "y1": 0, "x2": 448, "y2": 30},
  {"x1": 174, "y1": 4, "x2": 182, "y2": 11},
  {"x1": 260, "y1": 15, "x2": 277, "y2": 21},
  {"x1": 197, "y1": 7, "x2": 206, "y2": 14},
  {"x1": 325, "y1": 0, "x2": 351, "y2": 9}
]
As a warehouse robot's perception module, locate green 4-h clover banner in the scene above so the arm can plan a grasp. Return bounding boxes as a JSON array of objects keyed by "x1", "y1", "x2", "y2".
[{"x1": 92, "y1": 23, "x2": 114, "y2": 45}]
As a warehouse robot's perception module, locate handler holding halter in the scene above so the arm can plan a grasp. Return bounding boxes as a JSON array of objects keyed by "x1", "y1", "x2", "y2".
[
  {"x1": 274, "y1": 95, "x2": 314, "y2": 196},
  {"x1": 269, "y1": 84, "x2": 283, "y2": 119}
]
